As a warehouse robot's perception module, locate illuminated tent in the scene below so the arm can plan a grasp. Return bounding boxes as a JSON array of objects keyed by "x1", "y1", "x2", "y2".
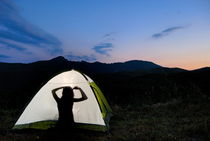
[{"x1": 13, "y1": 70, "x2": 112, "y2": 131}]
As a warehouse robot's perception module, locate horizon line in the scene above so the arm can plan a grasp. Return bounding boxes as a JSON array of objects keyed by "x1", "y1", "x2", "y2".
[{"x1": 0, "y1": 56, "x2": 209, "y2": 71}]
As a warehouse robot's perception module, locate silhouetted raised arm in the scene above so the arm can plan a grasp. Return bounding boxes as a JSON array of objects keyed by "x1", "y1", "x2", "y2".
[
  {"x1": 52, "y1": 86, "x2": 68, "y2": 102},
  {"x1": 73, "y1": 86, "x2": 88, "y2": 102}
]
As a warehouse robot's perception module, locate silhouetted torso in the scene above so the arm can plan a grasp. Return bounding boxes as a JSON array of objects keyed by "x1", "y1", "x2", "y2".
[
  {"x1": 52, "y1": 86, "x2": 87, "y2": 129},
  {"x1": 57, "y1": 95, "x2": 74, "y2": 127}
]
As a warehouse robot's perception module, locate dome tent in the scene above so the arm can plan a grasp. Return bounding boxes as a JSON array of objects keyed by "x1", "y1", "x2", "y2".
[{"x1": 13, "y1": 70, "x2": 112, "y2": 131}]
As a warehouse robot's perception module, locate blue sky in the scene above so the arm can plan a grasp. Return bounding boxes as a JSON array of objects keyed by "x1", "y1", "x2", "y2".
[{"x1": 0, "y1": 0, "x2": 210, "y2": 69}]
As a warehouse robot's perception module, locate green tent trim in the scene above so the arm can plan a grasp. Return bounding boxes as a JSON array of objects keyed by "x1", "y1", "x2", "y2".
[
  {"x1": 90, "y1": 82, "x2": 112, "y2": 112},
  {"x1": 13, "y1": 121, "x2": 56, "y2": 130},
  {"x1": 89, "y1": 82, "x2": 112, "y2": 130},
  {"x1": 13, "y1": 121, "x2": 108, "y2": 132}
]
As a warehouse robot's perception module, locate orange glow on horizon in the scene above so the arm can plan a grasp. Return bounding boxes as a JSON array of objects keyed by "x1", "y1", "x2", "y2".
[{"x1": 157, "y1": 59, "x2": 210, "y2": 70}]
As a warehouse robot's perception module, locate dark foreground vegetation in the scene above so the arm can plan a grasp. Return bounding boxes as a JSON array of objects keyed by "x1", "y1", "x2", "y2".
[
  {"x1": 0, "y1": 57, "x2": 210, "y2": 140},
  {"x1": 1, "y1": 98, "x2": 210, "y2": 141}
]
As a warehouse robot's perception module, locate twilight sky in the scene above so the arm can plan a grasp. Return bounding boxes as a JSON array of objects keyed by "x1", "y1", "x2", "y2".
[{"x1": 0, "y1": 0, "x2": 210, "y2": 70}]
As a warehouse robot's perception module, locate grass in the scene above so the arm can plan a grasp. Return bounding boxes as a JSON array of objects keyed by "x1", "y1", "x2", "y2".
[
  {"x1": 0, "y1": 97, "x2": 209, "y2": 141},
  {"x1": 109, "y1": 99, "x2": 210, "y2": 141}
]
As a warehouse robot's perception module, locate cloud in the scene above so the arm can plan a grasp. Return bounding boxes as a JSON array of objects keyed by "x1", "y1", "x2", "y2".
[
  {"x1": 102, "y1": 32, "x2": 115, "y2": 42},
  {"x1": 152, "y1": 26, "x2": 187, "y2": 39},
  {"x1": 92, "y1": 32, "x2": 115, "y2": 56},
  {"x1": 0, "y1": 0, "x2": 62, "y2": 55},
  {"x1": 66, "y1": 54, "x2": 97, "y2": 62},
  {"x1": 103, "y1": 32, "x2": 115, "y2": 38},
  {"x1": 0, "y1": 40, "x2": 26, "y2": 51},
  {"x1": 92, "y1": 42, "x2": 113, "y2": 56},
  {"x1": 0, "y1": 54, "x2": 10, "y2": 59}
]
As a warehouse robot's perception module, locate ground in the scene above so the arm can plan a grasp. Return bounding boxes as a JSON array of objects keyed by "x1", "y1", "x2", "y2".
[{"x1": 0, "y1": 98, "x2": 209, "y2": 141}]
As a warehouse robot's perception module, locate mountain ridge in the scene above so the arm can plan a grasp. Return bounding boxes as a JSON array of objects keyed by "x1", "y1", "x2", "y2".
[
  {"x1": 1, "y1": 56, "x2": 206, "y2": 74},
  {"x1": 0, "y1": 56, "x2": 164, "y2": 74}
]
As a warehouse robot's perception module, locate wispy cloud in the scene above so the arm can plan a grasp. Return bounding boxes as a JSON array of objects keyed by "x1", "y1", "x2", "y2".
[
  {"x1": 0, "y1": 54, "x2": 10, "y2": 59},
  {"x1": 92, "y1": 32, "x2": 115, "y2": 56},
  {"x1": 66, "y1": 54, "x2": 97, "y2": 62},
  {"x1": 0, "y1": 40, "x2": 26, "y2": 51},
  {"x1": 0, "y1": 54, "x2": 11, "y2": 62},
  {"x1": 0, "y1": 0, "x2": 62, "y2": 55},
  {"x1": 152, "y1": 26, "x2": 187, "y2": 39},
  {"x1": 103, "y1": 32, "x2": 115, "y2": 38},
  {"x1": 92, "y1": 42, "x2": 113, "y2": 56}
]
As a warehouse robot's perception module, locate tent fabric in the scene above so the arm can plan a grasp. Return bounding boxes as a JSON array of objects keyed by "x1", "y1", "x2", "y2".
[{"x1": 13, "y1": 70, "x2": 112, "y2": 131}]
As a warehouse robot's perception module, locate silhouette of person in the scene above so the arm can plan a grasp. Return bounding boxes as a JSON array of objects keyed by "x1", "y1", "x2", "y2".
[{"x1": 52, "y1": 86, "x2": 88, "y2": 129}]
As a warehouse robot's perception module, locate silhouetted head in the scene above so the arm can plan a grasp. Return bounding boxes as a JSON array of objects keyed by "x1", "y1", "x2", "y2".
[{"x1": 62, "y1": 87, "x2": 73, "y2": 98}]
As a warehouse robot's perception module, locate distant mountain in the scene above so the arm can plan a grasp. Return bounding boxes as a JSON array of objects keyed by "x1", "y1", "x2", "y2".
[
  {"x1": 191, "y1": 67, "x2": 210, "y2": 72},
  {"x1": 0, "y1": 56, "x2": 164, "y2": 74},
  {"x1": 70, "y1": 59, "x2": 163, "y2": 74},
  {"x1": 0, "y1": 56, "x2": 190, "y2": 77}
]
